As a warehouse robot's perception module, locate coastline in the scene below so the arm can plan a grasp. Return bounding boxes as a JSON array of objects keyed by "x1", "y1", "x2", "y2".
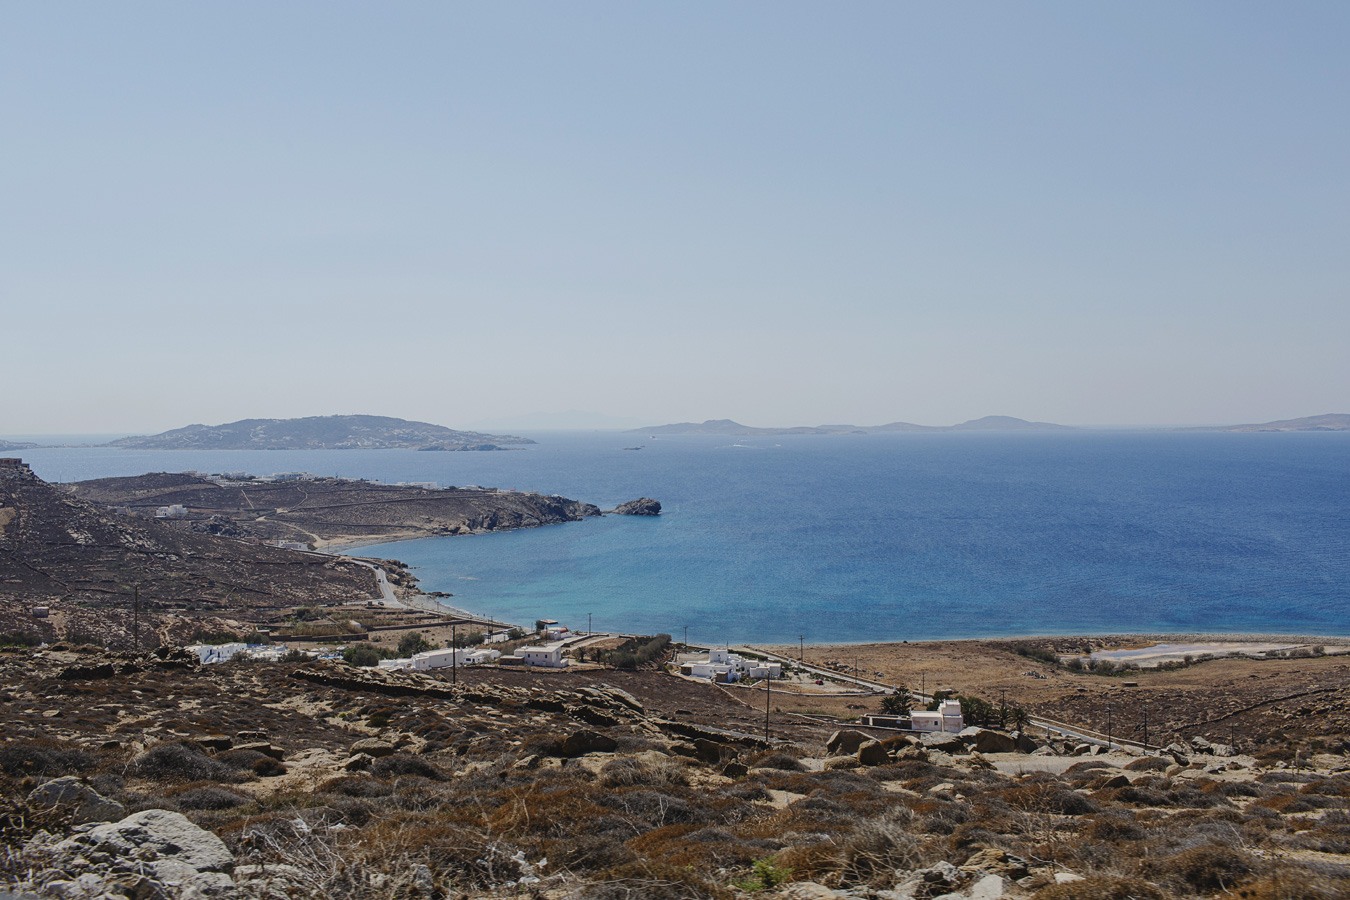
[{"x1": 313, "y1": 527, "x2": 1350, "y2": 650}]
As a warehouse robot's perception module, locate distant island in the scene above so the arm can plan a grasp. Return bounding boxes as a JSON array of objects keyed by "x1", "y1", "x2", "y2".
[
  {"x1": 632, "y1": 415, "x2": 1074, "y2": 436},
  {"x1": 104, "y1": 415, "x2": 534, "y2": 451},
  {"x1": 1191, "y1": 413, "x2": 1350, "y2": 433},
  {"x1": 0, "y1": 440, "x2": 38, "y2": 452}
]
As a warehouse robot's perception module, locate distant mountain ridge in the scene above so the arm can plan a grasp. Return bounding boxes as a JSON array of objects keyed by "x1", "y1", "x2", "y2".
[
  {"x1": 105, "y1": 415, "x2": 534, "y2": 450},
  {"x1": 632, "y1": 415, "x2": 1073, "y2": 435},
  {"x1": 1197, "y1": 413, "x2": 1350, "y2": 433}
]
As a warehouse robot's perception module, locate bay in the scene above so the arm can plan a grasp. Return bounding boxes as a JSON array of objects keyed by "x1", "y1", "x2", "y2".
[{"x1": 19, "y1": 432, "x2": 1350, "y2": 643}]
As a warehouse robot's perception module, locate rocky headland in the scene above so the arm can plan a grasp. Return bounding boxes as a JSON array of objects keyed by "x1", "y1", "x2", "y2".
[{"x1": 67, "y1": 471, "x2": 602, "y2": 550}]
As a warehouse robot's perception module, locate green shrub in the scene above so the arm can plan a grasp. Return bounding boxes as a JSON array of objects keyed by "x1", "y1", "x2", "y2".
[
  {"x1": 734, "y1": 857, "x2": 792, "y2": 892},
  {"x1": 342, "y1": 644, "x2": 395, "y2": 667},
  {"x1": 397, "y1": 631, "x2": 433, "y2": 656}
]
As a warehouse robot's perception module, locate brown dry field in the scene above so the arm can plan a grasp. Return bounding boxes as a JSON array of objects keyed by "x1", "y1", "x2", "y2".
[{"x1": 759, "y1": 638, "x2": 1350, "y2": 754}]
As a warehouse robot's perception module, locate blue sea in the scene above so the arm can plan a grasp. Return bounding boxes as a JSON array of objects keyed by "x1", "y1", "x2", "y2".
[{"x1": 18, "y1": 432, "x2": 1349, "y2": 643}]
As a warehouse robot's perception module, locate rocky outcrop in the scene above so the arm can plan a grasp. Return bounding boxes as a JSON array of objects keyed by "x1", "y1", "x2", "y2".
[
  {"x1": 610, "y1": 497, "x2": 662, "y2": 516},
  {"x1": 26, "y1": 777, "x2": 126, "y2": 825},
  {"x1": 959, "y1": 727, "x2": 1018, "y2": 754},
  {"x1": 825, "y1": 729, "x2": 870, "y2": 755},
  {"x1": 22, "y1": 809, "x2": 235, "y2": 897}
]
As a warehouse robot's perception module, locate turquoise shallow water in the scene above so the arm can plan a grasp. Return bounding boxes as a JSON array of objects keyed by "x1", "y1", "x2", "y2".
[{"x1": 22, "y1": 432, "x2": 1350, "y2": 643}]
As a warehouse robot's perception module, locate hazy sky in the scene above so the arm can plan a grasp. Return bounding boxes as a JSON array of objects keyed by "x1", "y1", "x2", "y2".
[{"x1": 4, "y1": 2, "x2": 1347, "y2": 433}]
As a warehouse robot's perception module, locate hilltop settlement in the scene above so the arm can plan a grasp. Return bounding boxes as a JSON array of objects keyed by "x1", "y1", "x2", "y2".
[{"x1": 1, "y1": 453, "x2": 1348, "y2": 899}]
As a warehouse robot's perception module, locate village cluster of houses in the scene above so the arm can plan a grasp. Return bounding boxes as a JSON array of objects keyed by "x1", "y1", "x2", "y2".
[
  {"x1": 678, "y1": 648, "x2": 782, "y2": 682},
  {"x1": 185, "y1": 636, "x2": 575, "y2": 671},
  {"x1": 383, "y1": 640, "x2": 571, "y2": 671},
  {"x1": 185, "y1": 642, "x2": 291, "y2": 664}
]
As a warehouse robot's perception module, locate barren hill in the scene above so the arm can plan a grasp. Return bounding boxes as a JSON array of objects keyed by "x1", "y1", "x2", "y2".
[
  {"x1": 105, "y1": 414, "x2": 533, "y2": 450},
  {"x1": 0, "y1": 461, "x2": 378, "y2": 644}
]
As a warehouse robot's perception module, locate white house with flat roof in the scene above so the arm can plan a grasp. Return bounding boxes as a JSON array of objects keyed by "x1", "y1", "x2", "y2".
[
  {"x1": 680, "y1": 648, "x2": 782, "y2": 682},
  {"x1": 910, "y1": 699, "x2": 964, "y2": 733},
  {"x1": 186, "y1": 642, "x2": 250, "y2": 664},
  {"x1": 517, "y1": 642, "x2": 569, "y2": 668}
]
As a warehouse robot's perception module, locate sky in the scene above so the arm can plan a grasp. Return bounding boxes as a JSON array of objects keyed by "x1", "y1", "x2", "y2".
[{"x1": 3, "y1": 2, "x2": 1348, "y2": 433}]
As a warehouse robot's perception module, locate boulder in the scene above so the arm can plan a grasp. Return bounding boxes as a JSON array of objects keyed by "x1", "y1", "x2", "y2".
[
  {"x1": 825, "y1": 729, "x2": 870, "y2": 755},
  {"x1": 921, "y1": 731, "x2": 966, "y2": 752},
  {"x1": 198, "y1": 734, "x2": 233, "y2": 752},
  {"x1": 960, "y1": 727, "x2": 1018, "y2": 754},
  {"x1": 967, "y1": 873, "x2": 1006, "y2": 899},
  {"x1": 856, "y1": 740, "x2": 891, "y2": 767},
  {"x1": 27, "y1": 777, "x2": 126, "y2": 824},
  {"x1": 879, "y1": 734, "x2": 914, "y2": 753},
  {"x1": 721, "y1": 761, "x2": 749, "y2": 778},
  {"x1": 561, "y1": 730, "x2": 618, "y2": 757},
  {"x1": 349, "y1": 738, "x2": 396, "y2": 758},
  {"x1": 1012, "y1": 731, "x2": 1040, "y2": 753},
  {"x1": 26, "y1": 809, "x2": 235, "y2": 898}
]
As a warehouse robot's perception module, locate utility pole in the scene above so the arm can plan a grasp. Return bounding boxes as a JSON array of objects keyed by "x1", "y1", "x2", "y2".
[
  {"x1": 1142, "y1": 703, "x2": 1149, "y2": 751},
  {"x1": 588, "y1": 612, "x2": 592, "y2": 636},
  {"x1": 799, "y1": 634, "x2": 804, "y2": 662},
  {"x1": 683, "y1": 625, "x2": 689, "y2": 647},
  {"x1": 451, "y1": 623, "x2": 457, "y2": 685},
  {"x1": 765, "y1": 670, "x2": 771, "y2": 743},
  {"x1": 1107, "y1": 704, "x2": 1113, "y2": 750}
]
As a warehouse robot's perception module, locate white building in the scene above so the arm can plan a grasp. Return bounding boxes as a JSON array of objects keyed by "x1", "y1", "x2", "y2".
[
  {"x1": 386, "y1": 647, "x2": 504, "y2": 672},
  {"x1": 187, "y1": 642, "x2": 249, "y2": 664},
  {"x1": 410, "y1": 648, "x2": 475, "y2": 671},
  {"x1": 680, "y1": 648, "x2": 782, "y2": 682},
  {"x1": 484, "y1": 630, "x2": 513, "y2": 644},
  {"x1": 517, "y1": 642, "x2": 569, "y2": 668},
  {"x1": 910, "y1": 699, "x2": 965, "y2": 733},
  {"x1": 155, "y1": 504, "x2": 188, "y2": 519}
]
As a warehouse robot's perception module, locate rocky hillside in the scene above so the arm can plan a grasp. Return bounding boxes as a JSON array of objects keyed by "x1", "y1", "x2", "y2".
[
  {"x1": 68, "y1": 472, "x2": 603, "y2": 548},
  {"x1": 0, "y1": 647, "x2": 1345, "y2": 899},
  {"x1": 0, "y1": 462, "x2": 378, "y2": 644},
  {"x1": 105, "y1": 415, "x2": 534, "y2": 450}
]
